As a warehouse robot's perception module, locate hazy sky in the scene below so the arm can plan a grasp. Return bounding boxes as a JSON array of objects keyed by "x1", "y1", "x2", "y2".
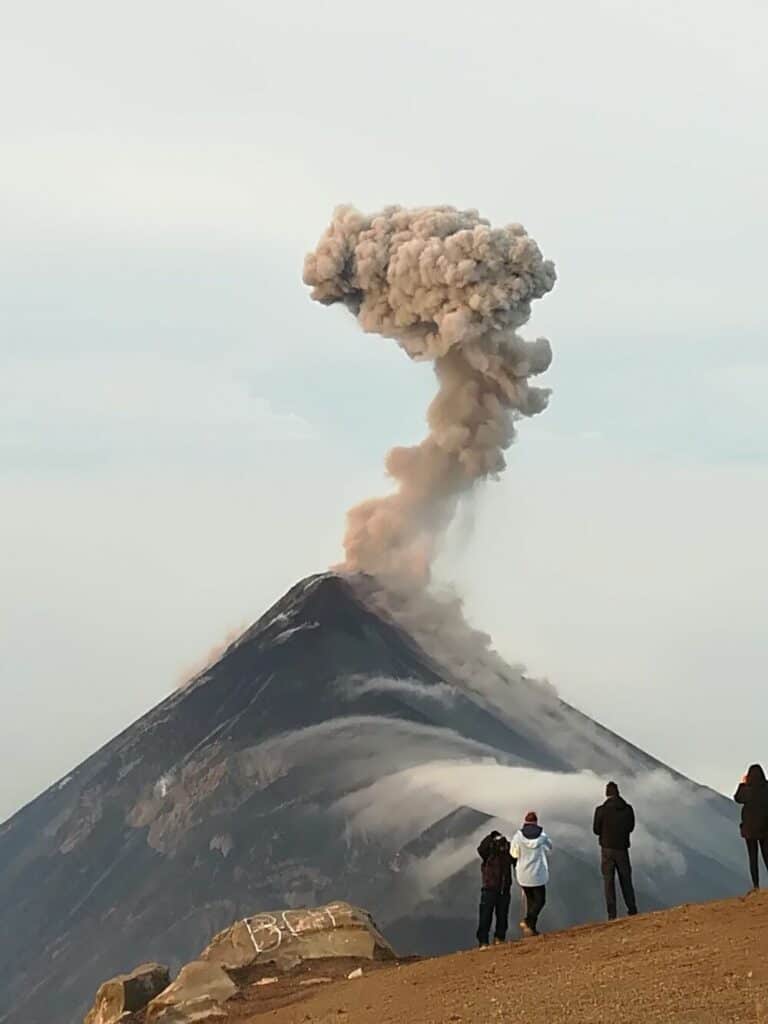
[{"x1": 2, "y1": 0, "x2": 767, "y2": 822}]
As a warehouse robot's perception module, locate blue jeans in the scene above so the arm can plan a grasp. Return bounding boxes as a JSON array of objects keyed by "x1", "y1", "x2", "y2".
[{"x1": 477, "y1": 887, "x2": 510, "y2": 945}]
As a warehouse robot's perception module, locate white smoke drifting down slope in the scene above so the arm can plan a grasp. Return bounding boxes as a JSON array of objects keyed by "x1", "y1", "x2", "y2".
[
  {"x1": 335, "y1": 761, "x2": 743, "y2": 900},
  {"x1": 304, "y1": 205, "x2": 556, "y2": 583}
]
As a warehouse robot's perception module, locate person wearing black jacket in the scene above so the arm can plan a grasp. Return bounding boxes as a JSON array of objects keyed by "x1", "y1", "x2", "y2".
[
  {"x1": 734, "y1": 763, "x2": 768, "y2": 889},
  {"x1": 476, "y1": 830, "x2": 513, "y2": 946},
  {"x1": 593, "y1": 781, "x2": 638, "y2": 920}
]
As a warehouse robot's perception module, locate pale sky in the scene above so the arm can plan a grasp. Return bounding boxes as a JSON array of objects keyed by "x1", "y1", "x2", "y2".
[{"x1": 2, "y1": 0, "x2": 767, "y2": 822}]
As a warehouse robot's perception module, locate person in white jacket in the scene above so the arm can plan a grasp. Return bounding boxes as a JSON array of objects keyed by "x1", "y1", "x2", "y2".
[{"x1": 510, "y1": 811, "x2": 552, "y2": 936}]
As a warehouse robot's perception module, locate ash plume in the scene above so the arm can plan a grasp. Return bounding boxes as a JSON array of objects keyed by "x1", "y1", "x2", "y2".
[
  {"x1": 304, "y1": 205, "x2": 556, "y2": 584},
  {"x1": 175, "y1": 623, "x2": 247, "y2": 689}
]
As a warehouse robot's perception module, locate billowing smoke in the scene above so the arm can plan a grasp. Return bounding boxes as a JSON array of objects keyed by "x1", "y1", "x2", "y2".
[
  {"x1": 304, "y1": 205, "x2": 555, "y2": 584},
  {"x1": 175, "y1": 622, "x2": 248, "y2": 690}
]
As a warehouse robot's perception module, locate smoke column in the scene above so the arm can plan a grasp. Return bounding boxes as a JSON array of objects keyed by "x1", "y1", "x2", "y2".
[{"x1": 304, "y1": 205, "x2": 556, "y2": 584}]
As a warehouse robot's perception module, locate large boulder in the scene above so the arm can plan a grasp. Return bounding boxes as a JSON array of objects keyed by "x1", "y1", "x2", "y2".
[
  {"x1": 144, "y1": 961, "x2": 237, "y2": 1023},
  {"x1": 83, "y1": 963, "x2": 170, "y2": 1024},
  {"x1": 201, "y1": 900, "x2": 395, "y2": 972}
]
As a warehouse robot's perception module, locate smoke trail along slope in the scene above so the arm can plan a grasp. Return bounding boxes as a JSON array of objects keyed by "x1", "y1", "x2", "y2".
[{"x1": 304, "y1": 205, "x2": 556, "y2": 583}]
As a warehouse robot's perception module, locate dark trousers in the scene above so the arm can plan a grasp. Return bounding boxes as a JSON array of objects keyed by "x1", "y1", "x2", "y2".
[
  {"x1": 477, "y1": 887, "x2": 510, "y2": 945},
  {"x1": 520, "y1": 885, "x2": 546, "y2": 933},
  {"x1": 601, "y1": 848, "x2": 638, "y2": 919},
  {"x1": 745, "y1": 837, "x2": 768, "y2": 888}
]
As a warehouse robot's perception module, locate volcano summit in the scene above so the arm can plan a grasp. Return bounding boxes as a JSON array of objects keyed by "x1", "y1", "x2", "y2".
[{"x1": 0, "y1": 572, "x2": 744, "y2": 1024}]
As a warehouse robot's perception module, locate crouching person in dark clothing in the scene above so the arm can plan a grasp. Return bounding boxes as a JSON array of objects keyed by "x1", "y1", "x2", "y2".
[
  {"x1": 476, "y1": 830, "x2": 513, "y2": 946},
  {"x1": 593, "y1": 781, "x2": 638, "y2": 920}
]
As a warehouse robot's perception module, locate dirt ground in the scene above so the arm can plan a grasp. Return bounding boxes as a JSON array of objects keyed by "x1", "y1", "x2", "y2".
[
  {"x1": 228, "y1": 891, "x2": 768, "y2": 1024},
  {"x1": 224, "y1": 956, "x2": 420, "y2": 1019}
]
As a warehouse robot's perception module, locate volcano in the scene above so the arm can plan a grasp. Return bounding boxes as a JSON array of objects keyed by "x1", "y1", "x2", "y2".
[{"x1": 0, "y1": 573, "x2": 745, "y2": 1024}]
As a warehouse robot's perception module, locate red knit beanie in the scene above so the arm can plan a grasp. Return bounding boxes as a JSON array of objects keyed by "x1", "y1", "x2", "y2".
[{"x1": 524, "y1": 811, "x2": 538, "y2": 824}]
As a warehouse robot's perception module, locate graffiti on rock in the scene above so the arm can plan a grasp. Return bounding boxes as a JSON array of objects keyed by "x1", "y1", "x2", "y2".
[{"x1": 242, "y1": 903, "x2": 345, "y2": 955}]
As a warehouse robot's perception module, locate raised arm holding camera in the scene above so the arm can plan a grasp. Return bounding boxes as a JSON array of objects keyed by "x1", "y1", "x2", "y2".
[{"x1": 476, "y1": 830, "x2": 513, "y2": 947}]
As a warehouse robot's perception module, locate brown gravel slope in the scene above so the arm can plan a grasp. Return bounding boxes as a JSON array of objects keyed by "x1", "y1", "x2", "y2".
[{"x1": 237, "y1": 891, "x2": 768, "y2": 1024}]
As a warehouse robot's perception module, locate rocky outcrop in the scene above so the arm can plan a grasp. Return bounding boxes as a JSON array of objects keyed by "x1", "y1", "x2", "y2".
[
  {"x1": 83, "y1": 963, "x2": 170, "y2": 1024},
  {"x1": 82, "y1": 902, "x2": 394, "y2": 1024},
  {"x1": 144, "y1": 961, "x2": 237, "y2": 1023},
  {"x1": 201, "y1": 900, "x2": 395, "y2": 972}
]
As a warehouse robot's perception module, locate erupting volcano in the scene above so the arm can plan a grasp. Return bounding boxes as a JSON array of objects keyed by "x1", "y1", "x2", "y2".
[{"x1": 0, "y1": 207, "x2": 745, "y2": 1024}]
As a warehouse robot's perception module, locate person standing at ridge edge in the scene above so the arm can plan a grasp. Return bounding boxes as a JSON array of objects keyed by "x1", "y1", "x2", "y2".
[
  {"x1": 734, "y1": 763, "x2": 768, "y2": 889},
  {"x1": 510, "y1": 811, "x2": 552, "y2": 937},
  {"x1": 593, "y1": 781, "x2": 638, "y2": 920},
  {"x1": 476, "y1": 830, "x2": 513, "y2": 946}
]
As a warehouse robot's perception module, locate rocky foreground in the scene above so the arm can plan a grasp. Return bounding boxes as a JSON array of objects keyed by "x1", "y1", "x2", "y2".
[
  {"x1": 84, "y1": 901, "x2": 397, "y2": 1023},
  {"x1": 87, "y1": 892, "x2": 768, "y2": 1024}
]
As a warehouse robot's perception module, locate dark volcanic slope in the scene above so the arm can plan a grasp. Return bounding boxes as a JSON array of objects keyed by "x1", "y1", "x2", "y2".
[{"x1": 0, "y1": 574, "x2": 745, "y2": 1024}]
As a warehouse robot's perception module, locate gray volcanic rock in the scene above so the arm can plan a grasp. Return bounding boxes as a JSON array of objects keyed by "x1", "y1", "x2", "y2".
[
  {"x1": 200, "y1": 901, "x2": 394, "y2": 972},
  {"x1": 144, "y1": 961, "x2": 236, "y2": 1023},
  {"x1": 83, "y1": 963, "x2": 170, "y2": 1024},
  {"x1": 0, "y1": 573, "x2": 745, "y2": 1024}
]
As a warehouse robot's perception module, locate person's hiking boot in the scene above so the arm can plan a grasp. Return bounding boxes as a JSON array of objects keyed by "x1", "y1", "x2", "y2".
[
  {"x1": 519, "y1": 920, "x2": 534, "y2": 938},
  {"x1": 492, "y1": 937, "x2": 505, "y2": 945}
]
